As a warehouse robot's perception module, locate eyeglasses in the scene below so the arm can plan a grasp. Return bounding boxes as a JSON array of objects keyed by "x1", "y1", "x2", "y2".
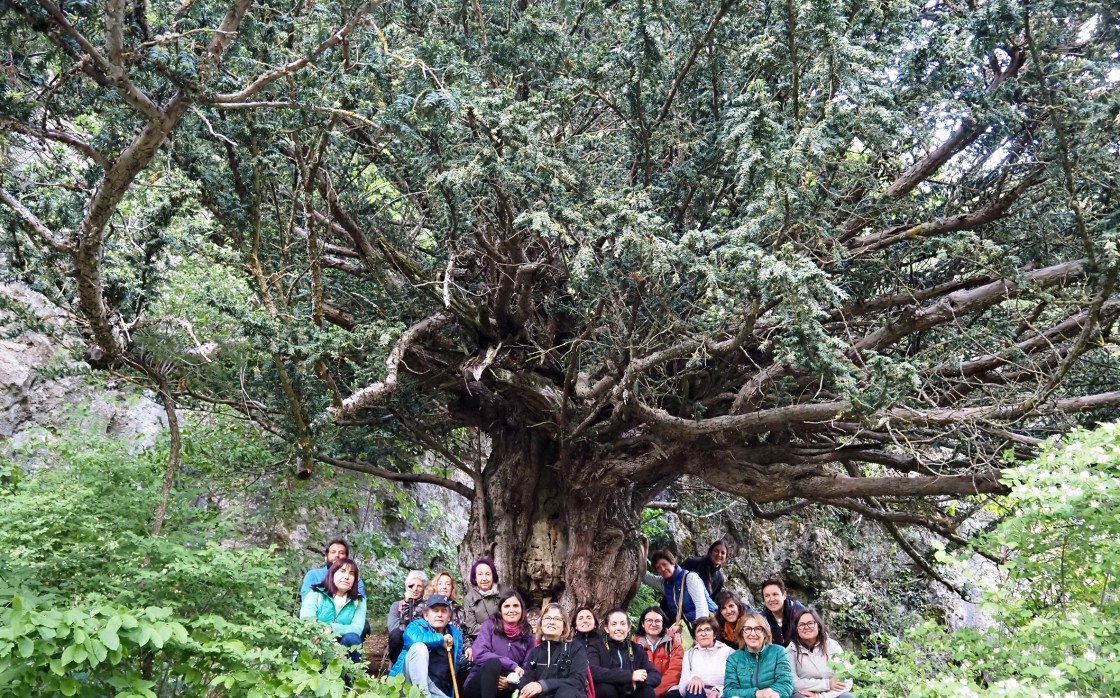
[
  {"x1": 643, "y1": 618, "x2": 663, "y2": 624},
  {"x1": 694, "y1": 627, "x2": 714, "y2": 634},
  {"x1": 742, "y1": 627, "x2": 765, "y2": 635},
  {"x1": 542, "y1": 616, "x2": 564, "y2": 622},
  {"x1": 797, "y1": 621, "x2": 818, "y2": 629}
]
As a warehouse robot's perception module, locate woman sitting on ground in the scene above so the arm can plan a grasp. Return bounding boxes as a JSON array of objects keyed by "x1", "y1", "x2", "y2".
[
  {"x1": 785, "y1": 609, "x2": 853, "y2": 698},
  {"x1": 521, "y1": 602, "x2": 590, "y2": 698},
  {"x1": 724, "y1": 612, "x2": 793, "y2": 698},
  {"x1": 464, "y1": 558, "x2": 505, "y2": 644},
  {"x1": 674, "y1": 617, "x2": 733, "y2": 698},
  {"x1": 388, "y1": 570, "x2": 428, "y2": 664},
  {"x1": 571, "y1": 606, "x2": 601, "y2": 653},
  {"x1": 426, "y1": 570, "x2": 467, "y2": 631},
  {"x1": 463, "y1": 590, "x2": 535, "y2": 698},
  {"x1": 713, "y1": 591, "x2": 749, "y2": 648},
  {"x1": 299, "y1": 557, "x2": 367, "y2": 663},
  {"x1": 642, "y1": 550, "x2": 717, "y2": 631},
  {"x1": 588, "y1": 609, "x2": 662, "y2": 698},
  {"x1": 633, "y1": 607, "x2": 682, "y2": 698}
]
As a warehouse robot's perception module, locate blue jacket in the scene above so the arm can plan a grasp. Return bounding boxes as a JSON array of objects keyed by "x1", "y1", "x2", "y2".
[
  {"x1": 663, "y1": 567, "x2": 717, "y2": 623},
  {"x1": 300, "y1": 565, "x2": 366, "y2": 601},
  {"x1": 389, "y1": 619, "x2": 465, "y2": 677}
]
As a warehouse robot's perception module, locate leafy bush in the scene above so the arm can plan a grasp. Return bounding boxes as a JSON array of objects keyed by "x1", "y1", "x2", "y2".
[
  {"x1": 0, "y1": 419, "x2": 405, "y2": 696},
  {"x1": 846, "y1": 422, "x2": 1120, "y2": 697}
]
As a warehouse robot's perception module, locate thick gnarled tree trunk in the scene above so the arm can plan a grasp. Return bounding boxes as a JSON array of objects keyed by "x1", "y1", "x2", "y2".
[{"x1": 458, "y1": 428, "x2": 648, "y2": 611}]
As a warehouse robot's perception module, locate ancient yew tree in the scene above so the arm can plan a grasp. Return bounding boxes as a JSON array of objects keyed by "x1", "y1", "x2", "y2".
[{"x1": 2, "y1": 0, "x2": 1118, "y2": 605}]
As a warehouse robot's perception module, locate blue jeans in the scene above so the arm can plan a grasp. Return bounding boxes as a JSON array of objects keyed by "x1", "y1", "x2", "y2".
[{"x1": 338, "y1": 632, "x2": 363, "y2": 664}]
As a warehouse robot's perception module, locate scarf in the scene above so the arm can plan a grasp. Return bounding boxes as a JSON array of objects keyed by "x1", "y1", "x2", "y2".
[{"x1": 503, "y1": 620, "x2": 523, "y2": 639}]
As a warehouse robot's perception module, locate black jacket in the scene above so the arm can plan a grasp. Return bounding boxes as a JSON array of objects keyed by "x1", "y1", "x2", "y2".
[
  {"x1": 587, "y1": 636, "x2": 662, "y2": 689},
  {"x1": 762, "y1": 598, "x2": 807, "y2": 648},
  {"x1": 524, "y1": 639, "x2": 589, "y2": 696},
  {"x1": 681, "y1": 556, "x2": 725, "y2": 598},
  {"x1": 572, "y1": 629, "x2": 601, "y2": 656}
]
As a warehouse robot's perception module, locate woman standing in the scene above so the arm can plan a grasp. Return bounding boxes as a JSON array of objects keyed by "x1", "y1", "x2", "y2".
[
  {"x1": 521, "y1": 602, "x2": 590, "y2": 698},
  {"x1": 675, "y1": 618, "x2": 733, "y2": 698},
  {"x1": 723, "y1": 612, "x2": 794, "y2": 698},
  {"x1": 785, "y1": 610, "x2": 853, "y2": 698},
  {"x1": 633, "y1": 607, "x2": 682, "y2": 698},
  {"x1": 642, "y1": 550, "x2": 717, "y2": 631},
  {"x1": 587, "y1": 609, "x2": 662, "y2": 698},
  {"x1": 464, "y1": 558, "x2": 504, "y2": 643},
  {"x1": 463, "y1": 590, "x2": 535, "y2": 698},
  {"x1": 299, "y1": 557, "x2": 367, "y2": 663},
  {"x1": 388, "y1": 570, "x2": 428, "y2": 663},
  {"x1": 426, "y1": 570, "x2": 467, "y2": 630},
  {"x1": 681, "y1": 541, "x2": 728, "y2": 598}
]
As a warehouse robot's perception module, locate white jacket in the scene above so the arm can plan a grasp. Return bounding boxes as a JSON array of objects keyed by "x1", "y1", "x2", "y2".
[
  {"x1": 785, "y1": 639, "x2": 853, "y2": 698},
  {"x1": 677, "y1": 642, "x2": 734, "y2": 695}
]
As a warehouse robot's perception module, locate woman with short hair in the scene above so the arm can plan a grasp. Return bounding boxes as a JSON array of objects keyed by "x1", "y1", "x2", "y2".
[
  {"x1": 464, "y1": 558, "x2": 504, "y2": 643},
  {"x1": 723, "y1": 612, "x2": 794, "y2": 698},
  {"x1": 642, "y1": 550, "x2": 717, "y2": 631},
  {"x1": 675, "y1": 617, "x2": 733, "y2": 698},
  {"x1": 387, "y1": 569, "x2": 427, "y2": 664},
  {"x1": 785, "y1": 610, "x2": 853, "y2": 698}
]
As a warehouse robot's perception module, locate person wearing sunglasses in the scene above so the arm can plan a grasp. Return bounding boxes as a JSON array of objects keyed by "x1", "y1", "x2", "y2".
[
  {"x1": 723, "y1": 612, "x2": 794, "y2": 698},
  {"x1": 785, "y1": 610, "x2": 852, "y2": 698},
  {"x1": 521, "y1": 603, "x2": 590, "y2": 698},
  {"x1": 389, "y1": 570, "x2": 430, "y2": 663}
]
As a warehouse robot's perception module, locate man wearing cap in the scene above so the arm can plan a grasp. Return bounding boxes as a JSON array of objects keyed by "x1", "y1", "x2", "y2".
[{"x1": 390, "y1": 593, "x2": 465, "y2": 698}]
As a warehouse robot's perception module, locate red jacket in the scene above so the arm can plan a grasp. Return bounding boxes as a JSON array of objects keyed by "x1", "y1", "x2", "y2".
[{"x1": 634, "y1": 635, "x2": 682, "y2": 698}]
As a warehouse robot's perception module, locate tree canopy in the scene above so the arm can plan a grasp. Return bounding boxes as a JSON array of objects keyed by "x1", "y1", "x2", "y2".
[{"x1": 2, "y1": 0, "x2": 1119, "y2": 602}]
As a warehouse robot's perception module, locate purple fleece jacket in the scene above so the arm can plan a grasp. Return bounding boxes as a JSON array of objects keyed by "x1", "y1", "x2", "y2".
[{"x1": 465, "y1": 618, "x2": 535, "y2": 687}]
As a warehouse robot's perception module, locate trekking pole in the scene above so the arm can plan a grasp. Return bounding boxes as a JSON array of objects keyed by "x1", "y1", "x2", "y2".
[{"x1": 444, "y1": 635, "x2": 461, "y2": 698}]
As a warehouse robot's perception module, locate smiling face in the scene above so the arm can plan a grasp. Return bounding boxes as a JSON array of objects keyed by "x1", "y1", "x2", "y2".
[
  {"x1": 708, "y1": 542, "x2": 728, "y2": 566},
  {"x1": 540, "y1": 606, "x2": 566, "y2": 641},
  {"x1": 474, "y1": 564, "x2": 494, "y2": 592},
  {"x1": 740, "y1": 619, "x2": 767, "y2": 652},
  {"x1": 654, "y1": 558, "x2": 675, "y2": 579},
  {"x1": 332, "y1": 563, "x2": 356, "y2": 594},
  {"x1": 500, "y1": 595, "x2": 523, "y2": 625},
  {"x1": 796, "y1": 615, "x2": 819, "y2": 645},
  {"x1": 719, "y1": 599, "x2": 740, "y2": 623},
  {"x1": 605, "y1": 611, "x2": 630, "y2": 642},
  {"x1": 575, "y1": 610, "x2": 596, "y2": 634},
  {"x1": 762, "y1": 584, "x2": 786, "y2": 614},
  {"x1": 640, "y1": 610, "x2": 664, "y2": 638},
  {"x1": 694, "y1": 621, "x2": 717, "y2": 648}
]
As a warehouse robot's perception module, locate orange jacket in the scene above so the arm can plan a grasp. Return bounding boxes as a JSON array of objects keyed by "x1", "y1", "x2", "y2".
[{"x1": 634, "y1": 636, "x2": 682, "y2": 698}]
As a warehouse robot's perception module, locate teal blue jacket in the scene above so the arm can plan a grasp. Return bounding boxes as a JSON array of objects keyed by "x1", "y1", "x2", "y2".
[
  {"x1": 723, "y1": 644, "x2": 794, "y2": 698},
  {"x1": 299, "y1": 585, "x2": 367, "y2": 636}
]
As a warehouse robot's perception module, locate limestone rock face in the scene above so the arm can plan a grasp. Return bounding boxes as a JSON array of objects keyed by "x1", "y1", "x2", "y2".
[{"x1": 0, "y1": 282, "x2": 166, "y2": 451}]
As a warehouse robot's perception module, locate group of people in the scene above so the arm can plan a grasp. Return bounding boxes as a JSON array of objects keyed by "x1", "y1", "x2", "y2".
[{"x1": 297, "y1": 539, "x2": 854, "y2": 698}]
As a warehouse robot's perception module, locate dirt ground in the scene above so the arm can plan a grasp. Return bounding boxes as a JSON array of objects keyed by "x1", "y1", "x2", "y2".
[{"x1": 363, "y1": 632, "x2": 393, "y2": 676}]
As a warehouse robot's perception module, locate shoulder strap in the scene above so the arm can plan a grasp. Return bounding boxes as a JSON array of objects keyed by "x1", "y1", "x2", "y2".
[{"x1": 675, "y1": 574, "x2": 687, "y2": 624}]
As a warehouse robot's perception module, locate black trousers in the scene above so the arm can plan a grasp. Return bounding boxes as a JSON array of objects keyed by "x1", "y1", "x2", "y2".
[
  {"x1": 463, "y1": 658, "x2": 517, "y2": 698},
  {"x1": 548, "y1": 686, "x2": 584, "y2": 698},
  {"x1": 388, "y1": 628, "x2": 405, "y2": 664},
  {"x1": 594, "y1": 683, "x2": 657, "y2": 698}
]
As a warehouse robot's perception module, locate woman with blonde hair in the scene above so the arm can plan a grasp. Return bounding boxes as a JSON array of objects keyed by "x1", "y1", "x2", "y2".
[
  {"x1": 723, "y1": 612, "x2": 793, "y2": 698},
  {"x1": 426, "y1": 570, "x2": 467, "y2": 631},
  {"x1": 521, "y1": 602, "x2": 590, "y2": 698}
]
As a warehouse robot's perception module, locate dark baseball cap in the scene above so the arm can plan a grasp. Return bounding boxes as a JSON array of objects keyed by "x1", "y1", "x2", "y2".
[{"x1": 426, "y1": 594, "x2": 451, "y2": 608}]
